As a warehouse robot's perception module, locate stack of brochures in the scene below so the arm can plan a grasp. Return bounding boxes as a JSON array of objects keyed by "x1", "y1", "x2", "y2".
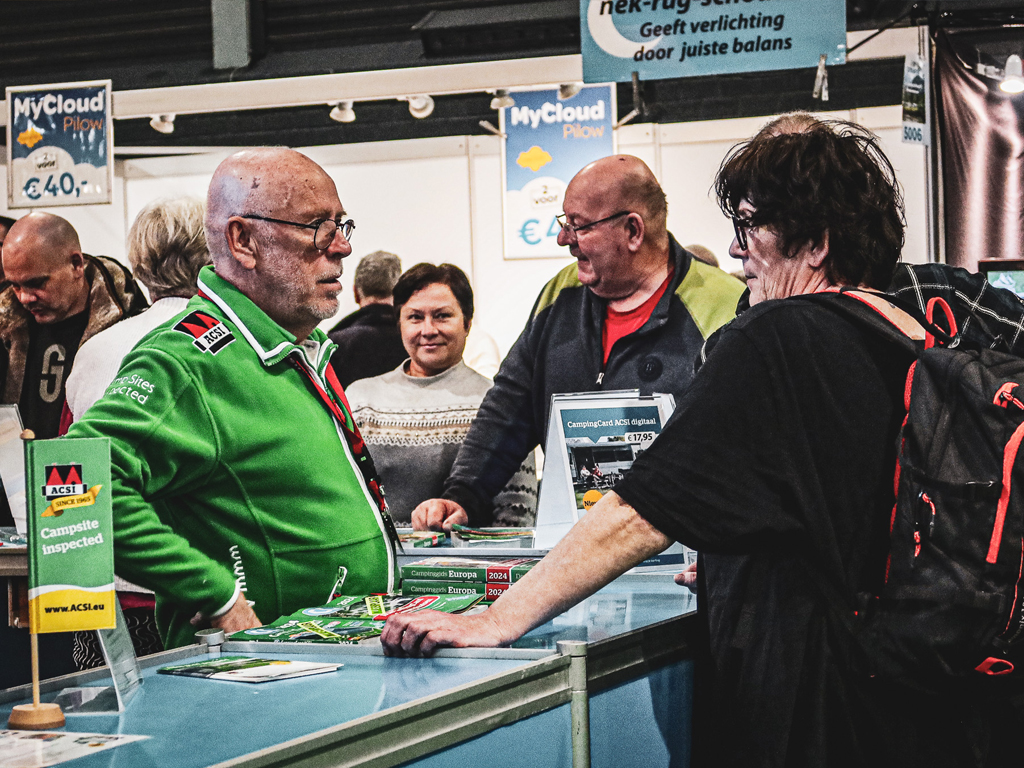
[
  {"x1": 400, "y1": 557, "x2": 540, "y2": 601},
  {"x1": 398, "y1": 530, "x2": 446, "y2": 548},
  {"x1": 228, "y1": 593, "x2": 481, "y2": 644},
  {"x1": 159, "y1": 656, "x2": 340, "y2": 683},
  {"x1": 449, "y1": 524, "x2": 534, "y2": 548}
]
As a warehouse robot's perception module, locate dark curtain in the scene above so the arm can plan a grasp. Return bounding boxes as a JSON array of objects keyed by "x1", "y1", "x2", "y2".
[{"x1": 935, "y1": 28, "x2": 1024, "y2": 270}]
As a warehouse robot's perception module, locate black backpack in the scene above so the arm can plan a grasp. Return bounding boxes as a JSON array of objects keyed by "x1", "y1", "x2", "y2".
[{"x1": 804, "y1": 289, "x2": 1024, "y2": 694}]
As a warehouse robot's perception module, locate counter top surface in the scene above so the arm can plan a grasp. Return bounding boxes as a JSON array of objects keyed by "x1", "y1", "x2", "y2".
[
  {"x1": 0, "y1": 576, "x2": 696, "y2": 768},
  {"x1": 6, "y1": 652, "x2": 526, "y2": 768}
]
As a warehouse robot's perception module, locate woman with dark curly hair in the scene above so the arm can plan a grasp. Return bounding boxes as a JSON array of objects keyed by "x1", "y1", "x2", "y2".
[{"x1": 382, "y1": 121, "x2": 1019, "y2": 767}]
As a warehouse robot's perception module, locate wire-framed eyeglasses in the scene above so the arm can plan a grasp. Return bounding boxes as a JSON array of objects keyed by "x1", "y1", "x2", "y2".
[
  {"x1": 731, "y1": 216, "x2": 755, "y2": 251},
  {"x1": 240, "y1": 214, "x2": 355, "y2": 250},
  {"x1": 555, "y1": 210, "x2": 631, "y2": 235}
]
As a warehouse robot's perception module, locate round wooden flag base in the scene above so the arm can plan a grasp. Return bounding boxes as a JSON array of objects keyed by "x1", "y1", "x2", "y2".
[{"x1": 7, "y1": 702, "x2": 65, "y2": 730}]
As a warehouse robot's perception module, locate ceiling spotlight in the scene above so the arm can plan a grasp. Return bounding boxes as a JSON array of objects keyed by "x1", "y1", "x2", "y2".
[
  {"x1": 405, "y1": 95, "x2": 435, "y2": 119},
  {"x1": 490, "y1": 89, "x2": 515, "y2": 110},
  {"x1": 557, "y1": 83, "x2": 582, "y2": 101},
  {"x1": 478, "y1": 120, "x2": 506, "y2": 138},
  {"x1": 329, "y1": 101, "x2": 356, "y2": 123},
  {"x1": 1001, "y1": 54, "x2": 1024, "y2": 94},
  {"x1": 149, "y1": 114, "x2": 175, "y2": 134}
]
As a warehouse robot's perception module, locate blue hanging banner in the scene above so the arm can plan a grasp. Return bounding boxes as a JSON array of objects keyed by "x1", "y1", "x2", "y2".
[
  {"x1": 6, "y1": 80, "x2": 114, "y2": 209},
  {"x1": 580, "y1": 0, "x2": 846, "y2": 83},
  {"x1": 500, "y1": 84, "x2": 616, "y2": 259}
]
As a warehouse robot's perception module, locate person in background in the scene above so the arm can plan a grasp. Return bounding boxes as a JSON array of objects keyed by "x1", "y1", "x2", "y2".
[
  {"x1": 685, "y1": 244, "x2": 719, "y2": 268},
  {"x1": 346, "y1": 263, "x2": 536, "y2": 525},
  {"x1": 0, "y1": 214, "x2": 16, "y2": 267},
  {"x1": 462, "y1": 324, "x2": 502, "y2": 379},
  {"x1": 64, "y1": 196, "x2": 211, "y2": 669},
  {"x1": 0, "y1": 212, "x2": 146, "y2": 686},
  {"x1": 412, "y1": 155, "x2": 744, "y2": 532},
  {"x1": 328, "y1": 250, "x2": 407, "y2": 388},
  {"x1": 382, "y1": 120, "x2": 1021, "y2": 768},
  {"x1": 65, "y1": 197, "x2": 211, "y2": 421},
  {"x1": 0, "y1": 212, "x2": 147, "y2": 439},
  {"x1": 67, "y1": 148, "x2": 397, "y2": 649}
]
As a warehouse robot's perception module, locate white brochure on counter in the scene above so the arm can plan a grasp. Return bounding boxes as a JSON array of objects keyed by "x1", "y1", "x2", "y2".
[{"x1": 535, "y1": 390, "x2": 678, "y2": 550}]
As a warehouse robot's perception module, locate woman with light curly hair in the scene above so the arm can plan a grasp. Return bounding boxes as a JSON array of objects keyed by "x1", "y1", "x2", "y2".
[{"x1": 66, "y1": 197, "x2": 211, "y2": 421}]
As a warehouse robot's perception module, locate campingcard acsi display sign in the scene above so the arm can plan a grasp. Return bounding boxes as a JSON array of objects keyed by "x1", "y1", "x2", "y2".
[
  {"x1": 500, "y1": 84, "x2": 615, "y2": 259},
  {"x1": 6, "y1": 80, "x2": 114, "y2": 209},
  {"x1": 26, "y1": 438, "x2": 115, "y2": 633},
  {"x1": 580, "y1": 0, "x2": 846, "y2": 83}
]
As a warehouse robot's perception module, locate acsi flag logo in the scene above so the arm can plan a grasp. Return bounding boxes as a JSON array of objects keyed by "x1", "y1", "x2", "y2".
[
  {"x1": 173, "y1": 311, "x2": 235, "y2": 354},
  {"x1": 43, "y1": 464, "x2": 87, "y2": 500}
]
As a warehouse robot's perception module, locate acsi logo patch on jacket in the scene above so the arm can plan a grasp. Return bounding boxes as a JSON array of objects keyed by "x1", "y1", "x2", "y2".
[{"x1": 173, "y1": 311, "x2": 235, "y2": 355}]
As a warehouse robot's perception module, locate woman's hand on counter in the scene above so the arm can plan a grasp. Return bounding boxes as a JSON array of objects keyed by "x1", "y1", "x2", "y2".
[
  {"x1": 380, "y1": 609, "x2": 507, "y2": 656},
  {"x1": 411, "y1": 498, "x2": 469, "y2": 532}
]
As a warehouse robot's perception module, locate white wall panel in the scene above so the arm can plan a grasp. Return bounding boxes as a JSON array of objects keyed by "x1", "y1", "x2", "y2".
[{"x1": 321, "y1": 153, "x2": 475, "y2": 323}]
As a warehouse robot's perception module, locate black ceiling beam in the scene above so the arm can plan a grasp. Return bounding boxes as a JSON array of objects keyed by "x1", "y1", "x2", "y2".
[
  {"x1": 105, "y1": 57, "x2": 902, "y2": 151},
  {"x1": 3, "y1": 0, "x2": 1019, "y2": 96},
  {"x1": 631, "y1": 58, "x2": 905, "y2": 124}
]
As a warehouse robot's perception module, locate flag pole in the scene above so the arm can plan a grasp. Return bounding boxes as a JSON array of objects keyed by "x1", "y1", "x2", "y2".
[{"x1": 8, "y1": 429, "x2": 65, "y2": 730}]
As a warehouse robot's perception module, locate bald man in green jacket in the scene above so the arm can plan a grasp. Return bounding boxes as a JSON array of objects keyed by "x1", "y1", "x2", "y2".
[{"x1": 68, "y1": 148, "x2": 397, "y2": 648}]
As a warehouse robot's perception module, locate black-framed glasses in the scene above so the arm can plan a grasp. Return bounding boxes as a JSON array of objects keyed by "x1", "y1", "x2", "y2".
[
  {"x1": 731, "y1": 216, "x2": 754, "y2": 251},
  {"x1": 240, "y1": 214, "x2": 355, "y2": 250},
  {"x1": 556, "y1": 210, "x2": 631, "y2": 235}
]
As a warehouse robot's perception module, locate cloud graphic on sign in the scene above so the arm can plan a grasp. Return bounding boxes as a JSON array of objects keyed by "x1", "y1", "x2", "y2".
[
  {"x1": 17, "y1": 126, "x2": 43, "y2": 149},
  {"x1": 587, "y1": 0, "x2": 659, "y2": 58},
  {"x1": 517, "y1": 146, "x2": 553, "y2": 172}
]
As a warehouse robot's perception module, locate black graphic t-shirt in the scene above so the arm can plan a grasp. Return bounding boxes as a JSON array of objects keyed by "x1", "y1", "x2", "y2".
[{"x1": 20, "y1": 310, "x2": 89, "y2": 438}]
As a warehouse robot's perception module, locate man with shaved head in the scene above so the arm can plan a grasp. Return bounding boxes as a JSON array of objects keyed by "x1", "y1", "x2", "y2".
[
  {"x1": 414, "y1": 154, "x2": 745, "y2": 531},
  {"x1": 68, "y1": 148, "x2": 398, "y2": 648},
  {"x1": 0, "y1": 212, "x2": 146, "y2": 438}
]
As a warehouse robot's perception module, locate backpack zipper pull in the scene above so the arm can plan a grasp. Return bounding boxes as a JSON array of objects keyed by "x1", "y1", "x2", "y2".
[{"x1": 994, "y1": 382, "x2": 1024, "y2": 411}]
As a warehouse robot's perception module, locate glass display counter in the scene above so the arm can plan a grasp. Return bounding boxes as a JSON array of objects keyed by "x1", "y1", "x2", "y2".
[{"x1": 0, "y1": 573, "x2": 697, "y2": 768}]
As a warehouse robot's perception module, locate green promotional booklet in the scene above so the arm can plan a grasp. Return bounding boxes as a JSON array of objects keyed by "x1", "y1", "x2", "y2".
[
  {"x1": 158, "y1": 656, "x2": 340, "y2": 683},
  {"x1": 231, "y1": 618, "x2": 387, "y2": 644},
  {"x1": 397, "y1": 530, "x2": 446, "y2": 548},
  {"x1": 230, "y1": 593, "x2": 482, "y2": 644},
  {"x1": 25, "y1": 437, "x2": 115, "y2": 633}
]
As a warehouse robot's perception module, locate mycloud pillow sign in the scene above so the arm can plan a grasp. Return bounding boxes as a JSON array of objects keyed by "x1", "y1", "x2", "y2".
[
  {"x1": 6, "y1": 80, "x2": 114, "y2": 208},
  {"x1": 580, "y1": 0, "x2": 846, "y2": 82},
  {"x1": 500, "y1": 85, "x2": 616, "y2": 259}
]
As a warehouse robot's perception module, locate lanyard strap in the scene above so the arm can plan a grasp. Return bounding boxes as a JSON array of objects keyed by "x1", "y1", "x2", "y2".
[{"x1": 288, "y1": 354, "x2": 401, "y2": 549}]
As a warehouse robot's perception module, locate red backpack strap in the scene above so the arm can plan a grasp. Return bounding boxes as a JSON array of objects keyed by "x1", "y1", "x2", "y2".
[{"x1": 924, "y1": 297, "x2": 958, "y2": 350}]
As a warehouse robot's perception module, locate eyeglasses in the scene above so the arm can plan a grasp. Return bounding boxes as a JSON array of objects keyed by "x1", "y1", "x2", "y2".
[
  {"x1": 240, "y1": 214, "x2": 355, "y2": 250},
  {"x1": 731, "y1": 216, "x2": 755, "y2": 251},
  {"x1": 555, "y1": 210, "x2": 631, "y2": 235}
]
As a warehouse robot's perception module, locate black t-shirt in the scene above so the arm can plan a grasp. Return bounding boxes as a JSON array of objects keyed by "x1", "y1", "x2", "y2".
[
  {"x1": 19, "y1": 310, "x2": 88, "y2": 438},
  {"x1": 616, "y1": 298, "x2": 1017, "y2": 767}
]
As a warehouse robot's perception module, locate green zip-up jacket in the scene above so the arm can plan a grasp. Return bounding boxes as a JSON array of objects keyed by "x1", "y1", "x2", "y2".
[{"x1": 66, "y1": 267, "x2": 396, "y2": 648}]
